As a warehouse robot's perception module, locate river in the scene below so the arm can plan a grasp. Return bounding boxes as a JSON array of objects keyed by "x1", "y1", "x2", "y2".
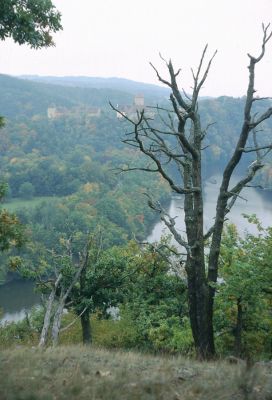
[
  {"x1": 0, "y1": 280, "x2": 40, "y2": 325},
  {"x1": 1, "y1": 175, "x2": 272, "y2": 324},
  {"x1": 147, "y1": 174, "x2": 272, "y2": 242}
]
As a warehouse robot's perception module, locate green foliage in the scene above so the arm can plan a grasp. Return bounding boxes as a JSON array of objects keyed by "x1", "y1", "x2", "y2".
[
  {"x1": 214, "y1": 221, "x2": 272, "y2": 358},
  {"x1": 148, "y1": 316, "x2": 193, "y2": 354},
  {"x1": 0, "y1": 183, "x2": 25, "y2": 252},
  {"x1": 103, "y1": 240, "x2": 189, "y2": 353},
  {"x1": 0, "y1": 116, "x2": 5, "y2": 128},
  {"x1": 0, "y1": 0, "x2": 62, "y2": 48},
  {"x1": 0, "y1": 309, "x2": 40, "y2": 348},
  {"x1": 18, "y1": 181, "x2": 35, "y2": 199},
  {"x1": 91, "y1": 315, "x2": 139, "y2": 349}
]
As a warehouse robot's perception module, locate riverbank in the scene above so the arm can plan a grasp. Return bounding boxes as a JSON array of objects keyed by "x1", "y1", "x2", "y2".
[{"x1": 1, "y1": 345, "x2": 271, "y2": 400}]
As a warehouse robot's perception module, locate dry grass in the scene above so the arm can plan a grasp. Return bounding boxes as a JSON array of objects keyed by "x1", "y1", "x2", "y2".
[{"x1": 0, "y1": 346, "x2": 271, "y2": 400}]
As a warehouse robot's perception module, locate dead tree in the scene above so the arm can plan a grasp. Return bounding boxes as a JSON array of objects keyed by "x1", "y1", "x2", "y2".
[
  {"x1": 111, "y1": 24, "x2": 272, "y2": 359},
  {"x1": 38, "y1": 238, "x2": 90, "y2": 348},
  {"x1": 38, "y1": 273, "x2": 62, "y2": 348},
  {"x1": 51, "y1": 259, "x2": 85, "y2": 347}
]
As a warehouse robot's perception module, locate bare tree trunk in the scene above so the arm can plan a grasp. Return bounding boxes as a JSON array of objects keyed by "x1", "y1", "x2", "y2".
[
  {"x1": 38, "y1": 273, "x2": 62, "y2": 348},
  {"x1": 51, "y1": 250, "x2": 87, "y2": 346},
  {"x1": 80, "y1": 310, "x2": 92, "y2": 344},
  {"x1": 79, "y1": 246, "x2": 92, "y2": 345},
  {"x1": 51, "y1": 296, "x2": 65, "y2": 347},
  {"x1": 38, "y1": 291, "x2": 55, "y2": 348}
]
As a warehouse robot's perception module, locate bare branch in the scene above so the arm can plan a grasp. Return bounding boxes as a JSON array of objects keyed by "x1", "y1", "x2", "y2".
[
  {"x1": 241, "y1": 144, "x2": 272, "y2": 153},
  {"x1": 204, "y1": 225, "x2": 215, "y2": 241},
  {"x1": 114, "y1": 166, "x2": 159, "y2": 174},
  {"x1": 250, "y1": 107, "x2": 272, "y2": 128},
  {"x1": 192, "y1": 46, "x2": 217, "y2": 107},
  {"x1": 248, "y1": 23, "x2": 272, "y2": 62},
  {"x1": 252, "y1": 96, "x2": 272, "y2": 102},
  {"x1": 109, "y1": 101, "x2": 144, "y2": 126},
  {"x1": 150, "y1": 61, "x2": 172, "y2": 89},
  {"x1": 226, "y1": 161, "x2": 264, "y2": 201},
  {"x1": 60, "y1": 306, "x2": 88, "y2": 333},
  {"x1": 144, "y1": 193, "x2": 189, "y2": 252},
  {"x1": 201, "y1": 122, "x2": 216, "y2": 139}
]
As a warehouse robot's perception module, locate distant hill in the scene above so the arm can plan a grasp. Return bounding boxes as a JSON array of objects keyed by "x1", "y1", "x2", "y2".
[
  {"x1": 19, "y1": 75, "x2": 170, "y2": 98},
  {"x1": 0, "y1": 74, "x2": 137, "y2": 119},
  {"x1": 0, "y1": 74, "x2": 171, "y2": 120}
]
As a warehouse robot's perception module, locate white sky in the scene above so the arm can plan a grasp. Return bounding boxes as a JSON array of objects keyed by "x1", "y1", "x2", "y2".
[{"x1": 1, "y1": 0, "x2": 272, "y2": 97}]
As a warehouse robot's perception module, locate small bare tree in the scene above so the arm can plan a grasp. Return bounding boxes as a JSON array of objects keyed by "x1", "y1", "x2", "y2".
[
  {"x1": 111, "y1": 24, "x2": 272, "y2": 359},
  {"x1": 38, "y1": 238, "x2": 90, "y2": 348}
]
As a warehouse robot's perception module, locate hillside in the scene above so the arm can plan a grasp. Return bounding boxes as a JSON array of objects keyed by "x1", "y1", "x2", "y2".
[
  {"x1": 0, "y1": 74, "x2": 133, "y2": 119},
  {"x1": 1, "y1": 73, "x2": 272, "y2": 200},
  {"x1": 0, "y1": 346, "x2": 271, "y2": 400},
  {"x1": 0, "y1": 73, "x2": 271, "y2": 285},
  {"x1": 0, "y1": 74, "x2": 172, "y2": 283},
  {"x1": 19, "y1": 75, "x2": 170, "y2": 98}
]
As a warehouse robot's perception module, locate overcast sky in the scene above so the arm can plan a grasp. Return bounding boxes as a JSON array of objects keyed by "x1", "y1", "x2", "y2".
[{"x1": 1, "y1": 0, "x2": 272, "y2": 97}]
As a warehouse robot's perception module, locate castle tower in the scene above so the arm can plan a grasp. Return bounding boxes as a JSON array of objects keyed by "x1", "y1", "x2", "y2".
[{"x1": 134, "y1": 94, "x2": 144, "y2": 108}]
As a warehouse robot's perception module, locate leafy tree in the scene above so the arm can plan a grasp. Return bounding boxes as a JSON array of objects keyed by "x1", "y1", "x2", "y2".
[
  {"x1": 71, "y1": 237, "x2": 132, "y2": 345},
  {"x1": 215, "y1": 221, "x2": 272, "y2": 358},
  {"x1": 112, "y1": 25, "x2": 272, "y2": 358},
  {"x1": 120, "y1": 240, "x2": 189, "y2": 352},
  {"x1": 0, "y1": 0, "x2": 62, "y2": 48},
  {"x1": 0, "y1": 183, "x2": 24, "y2": 251}
]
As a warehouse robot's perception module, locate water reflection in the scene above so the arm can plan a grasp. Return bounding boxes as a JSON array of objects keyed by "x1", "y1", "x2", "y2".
[
  {"x1": 147, "y1": 175, "x2": 272, "y2": 243},
  {"x1": 0, "y1": 280, "x2": 40, "y2": 325}
]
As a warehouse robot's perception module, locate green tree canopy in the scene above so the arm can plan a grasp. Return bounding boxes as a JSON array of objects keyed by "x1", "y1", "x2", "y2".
[{"x1": 0, "y1": 0, "x2": 62, "y2": 48}]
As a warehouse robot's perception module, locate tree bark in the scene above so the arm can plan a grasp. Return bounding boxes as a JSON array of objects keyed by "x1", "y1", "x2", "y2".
[
  {"x1": 38, "y1": 290, "x2": 55, "y2": 348},
  {"x1": 51, "y1": 261, "x2": 85, "y2": 347},
  {"x1": 78, "y1": 242, "x2": 92, "y2": 345},
  {"x1": 38, "y1": 273, "x2": 62, "y2": 348},
  {"x1": 51, "y1": 297, "x2": 65, "y2": 347},
  {"x1": 80, "y1": 310, "x2": 92, "y2": 344}
]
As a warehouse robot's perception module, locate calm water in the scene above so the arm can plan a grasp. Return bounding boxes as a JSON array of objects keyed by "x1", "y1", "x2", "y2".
[
  {"x1": 1, "y1": 175, "x2": 271, "y2": 324},
  {"x1": 0, "y1": 280, "x2": 40, "y2": 325},
  {"x1": 147, "y1": 174, "x2": 272, "y2": 242}
]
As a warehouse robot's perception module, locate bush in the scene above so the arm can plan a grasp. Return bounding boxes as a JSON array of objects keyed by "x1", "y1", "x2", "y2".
[
  {"x1": 0, "y1": 317, "x2": 38, "y2": 348},
  {"x1": 148, "y1": 317, "x2": 194, "y2": 355}
]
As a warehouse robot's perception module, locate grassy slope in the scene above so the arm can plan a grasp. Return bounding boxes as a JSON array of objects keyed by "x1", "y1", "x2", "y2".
[
  {"x1": 0, "y1": 346, "x2": 271, "y2": 400},
  {"x1": 1, "y1": 196, "x2": 57, "y2": 212}
]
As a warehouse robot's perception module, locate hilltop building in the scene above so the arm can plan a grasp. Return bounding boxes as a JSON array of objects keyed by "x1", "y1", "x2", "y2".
[
  {"x1": 116, "y1": 94, "x2": 154, "y2": 119},
  {"x1": 134, "y1": 94, "x2": 144, "y2": 108},
  {"x1": 47, "y1": 105, "x2": 101, "y2": 120},
  {"x1": 47, "y1": 106, "x2": 67, "y2": 119}
]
